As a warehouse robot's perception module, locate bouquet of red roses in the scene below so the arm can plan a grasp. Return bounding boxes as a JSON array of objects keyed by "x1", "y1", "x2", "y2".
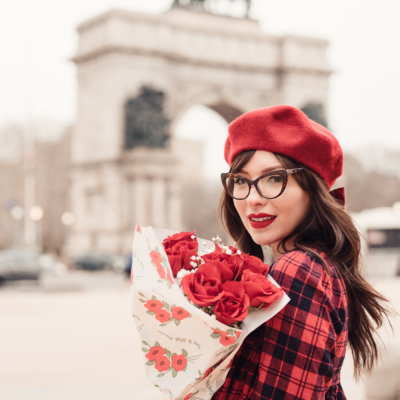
[
  {"x1": 131, "y1": 226, "x2": 289, "y2": 400},
  {"x1": 163, "y1": 231, "x2": 283, "y2": 328}
]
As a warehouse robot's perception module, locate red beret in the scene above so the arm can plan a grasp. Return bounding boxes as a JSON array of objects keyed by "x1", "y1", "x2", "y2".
[{"x1": 224, "y1": 105, "x2": 343, "y2": 190}]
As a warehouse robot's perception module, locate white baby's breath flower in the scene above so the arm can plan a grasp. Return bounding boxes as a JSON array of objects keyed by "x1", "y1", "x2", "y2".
[
  {"x1": 191, "y1": 269, "x2": 196, "y2": 273},
  {"x1": 210, "y1": 314, "x2": 217, "y2": 320},
  {"x1": 191, "y1": 255, "x2": 196, "y2": 260},
  {"x1": 212, "y1": 237, "x2": 216, "y2": 241},
  {"x1": 190, "y1": 261, "x2": 197, "y2": 267},
  {"x1": 191, "y1": 235, "x2": 196, "y2": 240},
  {"x1": 237, "y1": 250, "x2": 241, "y2": 255},
  {"x1": 177, "y1": 270, "x2": 185, "y2": 279},
  {"x1": 226, "y1": 249, "x2": 232, "y2": 255}
]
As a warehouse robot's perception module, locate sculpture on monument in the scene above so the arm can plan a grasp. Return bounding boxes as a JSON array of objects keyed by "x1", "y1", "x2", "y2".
[
  {"x1": 172, "y1": 0, "x2": 252, "y2": 18},
  {"x1": 124, "y1": 86, "x2": 169, "y2": 149}
]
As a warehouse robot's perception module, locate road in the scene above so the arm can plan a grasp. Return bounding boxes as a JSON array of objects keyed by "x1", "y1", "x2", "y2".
[{"x1": 0, "y1": 271, "x2": 398, "y2": 400}]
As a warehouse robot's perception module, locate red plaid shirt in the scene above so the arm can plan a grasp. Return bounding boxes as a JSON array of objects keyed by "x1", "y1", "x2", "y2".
[{"x1": 212, "y1": 249, "x2": 349, "y2": 400}]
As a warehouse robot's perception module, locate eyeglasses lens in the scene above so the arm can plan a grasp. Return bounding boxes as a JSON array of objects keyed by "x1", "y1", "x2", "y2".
[{"x1": 225, "y1": 174, "x2": 284, "y2": 199}]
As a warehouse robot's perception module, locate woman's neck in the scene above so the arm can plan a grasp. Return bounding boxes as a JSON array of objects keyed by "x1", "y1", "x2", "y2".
[{"x1": 270, "y1": 238, "x2": 296, "y2": 261}]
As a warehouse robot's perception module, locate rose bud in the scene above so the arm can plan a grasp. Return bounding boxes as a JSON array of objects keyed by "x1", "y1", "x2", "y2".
[
  {"x1": 202, "y1": 251, "x2": 244, "y2": 281},
  {"x1": 172, "y1": 241, "x2": 198, "y2": 271},
  {"x1": 241, "y1": 269, "x2": 283, "y2": 308},
  {"x1": 214, "y1": 281, "x2": 250, "y2": 326},
  {"x1": 240, "y1": 253, "x2": 269, "y2": 276},
  {"x1": 165, "y1": 248, "x2": 183, "y2": 277},
  {"x1": 181, "y1": 263, "x2": 224, "y2": 307},
  {"x1": 162, "y1": 231, "x2": 197, "y2": 250}
]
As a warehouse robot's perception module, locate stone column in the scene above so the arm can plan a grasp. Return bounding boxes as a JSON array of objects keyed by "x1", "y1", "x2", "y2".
[
  {"x1": 167, "y1": 179, "x2": 183, "y2": 231},
  {"x1": 151, "y1": 178, "x2": 166, "y2": 229},
  {"x1": 132, "y1": 177, "x2": 150, "y2": 227}
]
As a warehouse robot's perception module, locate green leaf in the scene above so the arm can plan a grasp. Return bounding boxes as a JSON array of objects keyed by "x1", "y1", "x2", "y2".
[
  {"x1": 155, "y1": 246, "x2": 159, "y2": 252},
  {"x1": 227, "y1": 329, "x2": 234, "y2": 336},
  {"x1": 146, "y1": 360, "x2": 156, "y2": 366},
  {"x1": 162, "y1": 255, "x2": 168, "y2": 265},
  {"x1": 167, "y1": 281, "x2": 172, "y2": 289},
  {"x1": 157, "y1": 280, "x2": 163, "y2": 283},
  {"x1": 141, "y1": 348, "x2": 148, "y2": 352},
  {"x1": 155, "y1": 341, "x2": 160, "y2": 347},
  {"x1": 198, "y1": 370, "x2": 201, "y2": 374},
  {"x1": 156, "y1": 373, "x2": 163, "y2": 378},
  {"x1": 164, "y1": 349, "x2": 172, "y2": 359},
  {"x1": 172, "y1": 369, "x2": 177, "y2": 378},
  {"x1": 183, "y1": 363, "x2": 187, "y2": 372},
  {"x1": 146, "y1": 311, "x2": 155, "y2": 315},
  {"x1": 151, "y1": 261, "x2": 156, "y2": 267},
  {"x1": 152, "y1": 295, "x2": 157, "y2": 301},
  {"x1": 182, "y1": 349, "x2": 188, "y2": 357},
  {"x1": 142, "y1": 341, "x2": 149, "y2": 346},
  {"x1": 188, "y1": 314, "x2": 192, "y2": 318},
  {"x1": 139, "y1": 292, "x2": 145, "y2": 297},
  {"x1": 162, "y1": 301, "x2": 170, "y2": 311},
  {"x1": 210, "y1": 332, "x2": 221, "y2": 339},
  {"x1": 139, "y1": 299, "x2": 146, "y2": 303},
  {"x1": 174, "y1": 319, "x2": 180, "y2": 326}
]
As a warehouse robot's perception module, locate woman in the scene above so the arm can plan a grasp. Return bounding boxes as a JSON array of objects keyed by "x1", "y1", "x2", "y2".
[{"x1": 212, "y1": 105, "x2": 392, "y2": 400}]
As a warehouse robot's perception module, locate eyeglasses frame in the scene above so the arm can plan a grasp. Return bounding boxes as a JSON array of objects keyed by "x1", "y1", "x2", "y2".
[{"x1": 221, "y1": 168, "x2": 304, "y2": 200}]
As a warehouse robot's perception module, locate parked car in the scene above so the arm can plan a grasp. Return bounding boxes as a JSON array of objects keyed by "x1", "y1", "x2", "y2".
[
  {"x1": 0, "y1": 248, "x2": 42, "y2": 283},
  {"x1": 72, "y1": 251, "x2": 124, "y2": 271}
]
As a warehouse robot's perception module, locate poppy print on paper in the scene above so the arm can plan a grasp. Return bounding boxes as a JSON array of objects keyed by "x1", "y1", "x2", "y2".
[
  {"x1": 141, "y1": 341, "x2": 201, "y2": 378},
  {"x1": 148, "y1": 246, "x2": 174, "y2": 289},
  {"x1": 138, "y1": 293, "x2": 191, "y2": 326},
  {"x1": 210, "y1": 328, "x2": 241, "y2": 347}
]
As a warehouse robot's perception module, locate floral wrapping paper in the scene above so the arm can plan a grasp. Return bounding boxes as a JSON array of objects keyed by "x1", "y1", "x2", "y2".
[{"x1": 131, "y1": 226, "x2": 290, "y2": 400}]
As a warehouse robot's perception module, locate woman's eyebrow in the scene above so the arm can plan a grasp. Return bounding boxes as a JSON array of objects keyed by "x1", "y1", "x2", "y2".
[{"x1": 239, "y1": 165, "x2": 283, "y2": 175}]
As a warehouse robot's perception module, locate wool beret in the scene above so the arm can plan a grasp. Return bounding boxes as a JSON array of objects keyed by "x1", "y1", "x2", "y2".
[{"x1": 224, "y1": 105, "x2": 343, "y2": 190}]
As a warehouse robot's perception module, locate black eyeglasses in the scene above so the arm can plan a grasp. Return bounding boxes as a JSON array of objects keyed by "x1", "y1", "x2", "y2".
[{"x1": 221, "y1": 168, "x2": 304, "y2": 200}]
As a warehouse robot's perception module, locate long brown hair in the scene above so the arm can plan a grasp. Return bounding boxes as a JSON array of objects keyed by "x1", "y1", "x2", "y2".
[{"x1": 219, "y1": 149, "x2": 393, "y2": 378}]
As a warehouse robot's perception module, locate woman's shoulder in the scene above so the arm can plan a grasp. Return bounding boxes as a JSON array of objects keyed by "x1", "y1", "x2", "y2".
[
  {"x1": 270, "y1": 249, "x2": 335, "y2": 289},
  {"x1": 270, "y1": 248, "x2": 346, "y2": 299}
]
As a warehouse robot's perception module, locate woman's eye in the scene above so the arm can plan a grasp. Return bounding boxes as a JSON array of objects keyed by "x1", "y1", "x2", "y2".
[
  {"x1": 234, "y1": 178, "x2": 246, "y2": 185},
  {"x1": 268, "y1": 175, "x2": 283, "y2": 183}
]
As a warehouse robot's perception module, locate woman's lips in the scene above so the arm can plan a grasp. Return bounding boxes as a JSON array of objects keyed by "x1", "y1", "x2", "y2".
[{"x1": 248, "y1": 214, "x2": 277, "y2": 229}]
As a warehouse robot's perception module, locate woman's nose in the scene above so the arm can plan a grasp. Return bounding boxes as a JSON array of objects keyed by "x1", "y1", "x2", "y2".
[{"x1": 246, "y1": 185, "x2": 267, "y2": 207}]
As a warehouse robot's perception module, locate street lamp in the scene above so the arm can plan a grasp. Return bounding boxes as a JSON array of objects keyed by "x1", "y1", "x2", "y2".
[
  {"x1": 30, "y1": 205, "x2": 43, "y2": 250},
  {"x1": 10, "y1": 206, "x2": 24, "y2": 247},
  {"x1": 61, "y1": 212, "x2": 75, "y2": 256}
]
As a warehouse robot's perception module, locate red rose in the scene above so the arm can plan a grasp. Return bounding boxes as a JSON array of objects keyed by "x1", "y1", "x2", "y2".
[
  {"x1": 155, "y1": 309, "x2": 171, "y2": 323},
  {"x1": 155, "y1": 356, "x2": 171, "y2": 372},
  {"x1": 214, "y1": 281, "x2": 250, "y2": 325},
  {"x1": 172, "y1": 241, "x2": 198, "y2": 270},
  {"x1": 181, "y1": 264, "x2": 224, "y2": 307},
  {"x1": 240, "y1": 253, "x2": 269, "y2": 276},
  {"x1": 146, "y1": 346, "x2": 165, "y2": 361},
  {"x1": 242, "y1": 270, "x2": 283, "y2": 308},
  {"x1": 202, "y1": 252, "x2": 243, "y2": 281},
  {"x1": 162, "y1": 231, "x2": 197, "y2": 249},
  {"x1": 150, "y1": 250, "x2": 162, "y2": 266},
  {"x1": 156, "y1": 263, "x2": 166, "y2": 280},
  {"x1": 165, "y1": 248, "x2": 183, "y2": 277},
  {"x1": 172, "y1": 354, "x2": 187, "y2": 372},
  {"x1": 144, "y1": 300, "x2": 163, "y2": 312},
  {"x1": 171, "y1": 307, "x2": 190, "y2": 320}
]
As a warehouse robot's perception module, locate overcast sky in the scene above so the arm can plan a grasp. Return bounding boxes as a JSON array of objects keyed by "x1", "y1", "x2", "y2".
[{"x1": 1, "y1": 0, "x2": 400, "y2": 178}]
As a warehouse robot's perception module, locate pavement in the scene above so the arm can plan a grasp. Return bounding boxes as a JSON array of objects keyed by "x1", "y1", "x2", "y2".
[{"x1": 0, "y1": 271, "x2": 399, "y2": 400}]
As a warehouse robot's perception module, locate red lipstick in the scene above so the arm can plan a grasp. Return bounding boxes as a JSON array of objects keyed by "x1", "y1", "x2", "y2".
[{"x1": 248, "y1": 213, "x2": 277, "y2": 229}]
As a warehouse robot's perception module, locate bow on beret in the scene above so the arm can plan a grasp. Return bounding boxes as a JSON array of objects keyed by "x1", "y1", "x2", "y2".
[{"x1": 224, "y1": 105, "x2": 345, "y2": 205}]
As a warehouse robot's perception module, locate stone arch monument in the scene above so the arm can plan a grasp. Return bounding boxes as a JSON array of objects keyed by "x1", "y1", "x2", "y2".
[{"x1": 69, "y1": 6, "x2": 331, "y2": 254}]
